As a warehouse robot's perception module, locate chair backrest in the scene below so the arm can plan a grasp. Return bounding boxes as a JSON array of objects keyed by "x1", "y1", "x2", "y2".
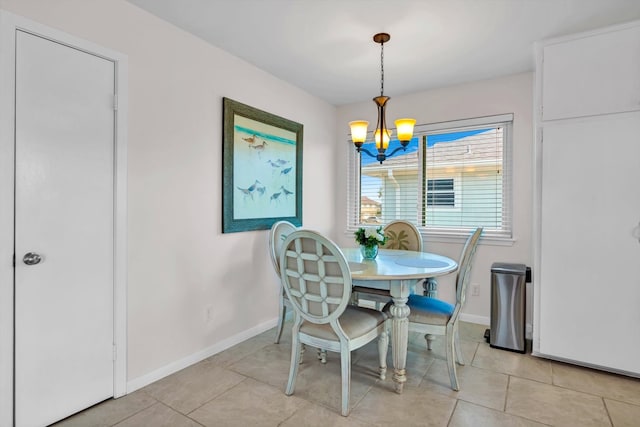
[
  {"x1": 280, "y1": 230, "x2": 352, "y2": 325},
  {"x1": 268, "y1": 220, "x2": 297, "y2": 276},
  {"x1": 456, "y1": 227, "x2": 483, "y2": 307},
  {"x1": 382, "y1": 220, "x2": 423, "y2": 251}
]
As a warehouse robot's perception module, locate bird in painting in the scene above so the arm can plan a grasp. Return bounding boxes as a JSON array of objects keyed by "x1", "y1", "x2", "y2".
[
  {"x1": 242, "y1": 134, "x2": 256, "y2": 144},
  {"x1": 280, "y1": 167, "x2": 292, "y2": 176},
  {"x1": 247, "y1": 180, "x2": 262, "y2": 193},
  {"x1": 270, "y1": 192, "x2": 282, "y2": 204},
  {"x1": 251, "y1": 140, "x2": 267, "y2": 158},
  {"x1": 276, "y1": 159, "x2": 289, "y2": 166},
  {"x1": 237, "y1": 186, "x2": 253, "y2": 200},
  {"x1": 266, "y1": 159, "x2": 281, "y2": 168},
  {"x1": 280, "y1": 186, "x2": 293, "y2": 198}
]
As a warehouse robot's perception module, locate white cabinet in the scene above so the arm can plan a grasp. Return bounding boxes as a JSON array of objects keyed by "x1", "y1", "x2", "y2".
[
  {"x1": 534, "y1": 20, "x2": 640, "y2": 376},
  {"x1": 542, "y1": 24, "x2": 640, "y2": 121}
]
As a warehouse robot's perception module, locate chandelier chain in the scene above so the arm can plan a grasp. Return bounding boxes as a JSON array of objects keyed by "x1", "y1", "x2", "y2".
[{"x1": 380, "y1": 41, "x2": 384, "y2": 96}]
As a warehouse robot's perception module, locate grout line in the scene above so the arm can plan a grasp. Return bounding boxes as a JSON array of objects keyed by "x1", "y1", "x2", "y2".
[{"x1": 446, "y1": 399, "x2": 460, "y2": 427}]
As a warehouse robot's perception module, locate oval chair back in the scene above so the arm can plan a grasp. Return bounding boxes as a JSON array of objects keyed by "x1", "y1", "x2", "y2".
[
  {"x1": 456, "y1": 227, "x2": 483, "y2": 308},
  {"x1": 268, "y1": 220, "x2": 297, "y2": 276},
  {"x1": 268, "y1": 220, "x2": 297, "y2": 344},
  {"x1": 382, "y1": 220, "x2": 423, "y2": 252},
  {"x1": 280, "y1": 230, "x2": 352, "y2": 325}
]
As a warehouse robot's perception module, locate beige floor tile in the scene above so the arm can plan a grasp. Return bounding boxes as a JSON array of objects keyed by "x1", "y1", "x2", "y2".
[
  {"x1": 53, "y1": 390, "x2": 157, "y2": 427},
  {"x1": 458, "y1": 321, "x2": 490, "y2": 343},
  {"x1": 450, "y1": 400, "x2": 548, "y2": 427},
  {"x1": 228, "y1": 341, "x2": 295, "y2": 389},
  {"x1": 605, "y1": 399, "x2": 640, "y2": 427},
  {"x1": 189, "y1": 378, "x2": 307, "y2": 426},
  {"x1": 113, "y1": 403, "x2": 201, "y2": 427},
  {"x1": 473, "y1": 343, "x2": 552, "y2": 383},
  {"x1": 552, "y1": 362, "x2": 640, "y2": 406},
  {"x1": 422, "y1": 361, "x2": 509, "y2": 411},
  {"x1": 506, "y1": 376, "x2": 611, "y2": 426},
  {"x1": 288, "y1": 354, "x2": 380, "y2": 415},
  {"x1": 280, "y1": 401, "x2": 372, "y2": 427},
  {"x1": 143, "y1": 361, "x2": 246, "y2": 414},
  {"x1": 206, "y1": 331, "x2": 273, "y2": 367},
  {"x1": 350, "y1": 383, "x2": 456, "y2": 426}
]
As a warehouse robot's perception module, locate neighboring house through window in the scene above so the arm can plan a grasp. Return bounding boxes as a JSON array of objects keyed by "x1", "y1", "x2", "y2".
[{"x1": 348, "y1": 114, "x2": 513, "y2": 239}]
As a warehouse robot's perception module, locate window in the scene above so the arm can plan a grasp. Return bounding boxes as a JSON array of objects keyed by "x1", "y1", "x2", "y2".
[
  {"x1": 427, "y1": 178, "x2": 455, "y2": 207},
  {"x1": 348, "y1": 114, "x2": 513, "y2": 239}
]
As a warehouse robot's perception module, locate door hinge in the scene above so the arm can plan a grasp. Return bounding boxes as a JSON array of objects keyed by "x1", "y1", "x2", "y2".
[
  {"x1": 113, "y1": 94, "x2": 118, "y2": 111},
  {"x1": 12, "y1": 253, "x2": 15, "y2": 267},
  {"x1": 113, "y1": 344, "x2": 117, "y2": 361}
]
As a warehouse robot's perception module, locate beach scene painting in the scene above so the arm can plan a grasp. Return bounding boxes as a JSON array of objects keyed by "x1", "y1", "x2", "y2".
[{"x1": 222, "y1": 98, "x2": 303, "y2": 233}]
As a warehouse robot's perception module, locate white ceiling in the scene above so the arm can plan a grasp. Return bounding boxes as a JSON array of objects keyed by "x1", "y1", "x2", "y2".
[{"x1": 127, "y1": 0, "x2": 640, "y2": 105}]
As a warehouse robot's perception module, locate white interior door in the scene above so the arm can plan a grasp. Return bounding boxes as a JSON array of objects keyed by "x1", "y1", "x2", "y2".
[
  {"x1": 539, "y1": 113, "x2": 640, "y2": 374},
  {"x1": 14, "y1": 30, "x2": 115, "y2": 426}
]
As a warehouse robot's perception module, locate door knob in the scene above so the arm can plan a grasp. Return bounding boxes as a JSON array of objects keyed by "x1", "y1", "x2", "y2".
[{"x1": 23, "y1": 252, "x2": 42, "y2": 265}]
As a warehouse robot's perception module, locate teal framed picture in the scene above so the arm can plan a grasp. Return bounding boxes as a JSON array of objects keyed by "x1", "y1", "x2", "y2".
[{"x1": 222, "y1": 97, "x2": 303, "y2": 233}]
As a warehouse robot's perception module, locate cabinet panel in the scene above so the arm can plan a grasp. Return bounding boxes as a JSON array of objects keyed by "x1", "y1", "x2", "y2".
[
  {"x1": 539, "y1": 113, "x2": 640, "y2": 374},
  {"x1": 542, "y1": 24, "x2": 640, "y2": 121}
]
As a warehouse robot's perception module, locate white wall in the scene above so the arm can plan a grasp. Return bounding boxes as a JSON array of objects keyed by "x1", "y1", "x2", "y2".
[
  {"x1": 0, "y1": 0, "x2": 337, "y2": 385},
  {"x1": 335, "y1": 72, "x2": 534, "y2": 325}
]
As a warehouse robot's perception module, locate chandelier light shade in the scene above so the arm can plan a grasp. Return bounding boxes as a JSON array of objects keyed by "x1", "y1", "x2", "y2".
[{"x1": 350, "y1": 33, "x2": 416, "y2": 164}]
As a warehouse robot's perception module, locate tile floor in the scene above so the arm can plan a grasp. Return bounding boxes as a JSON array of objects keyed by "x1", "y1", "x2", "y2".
[{"x1": 55, "y1": 322, "x2": 640, "y2": 426}]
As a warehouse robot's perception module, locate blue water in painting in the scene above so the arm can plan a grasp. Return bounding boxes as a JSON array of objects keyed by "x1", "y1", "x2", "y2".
[{"x1": 235, "y1": 124, "x2": 296, "y2": 145}]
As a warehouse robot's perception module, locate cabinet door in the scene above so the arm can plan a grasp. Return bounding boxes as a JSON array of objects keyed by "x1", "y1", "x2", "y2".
[
  {"x1": 539, "y1": 112, "x2": 640, "y2": 374},
  {"x1": 542, "y1": 24, "x2": 640, "y2": 121}
]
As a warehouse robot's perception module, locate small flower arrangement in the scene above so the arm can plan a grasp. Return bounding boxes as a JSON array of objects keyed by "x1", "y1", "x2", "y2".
[{"x1": 354, "y1": 226, "x2": 387, "y2": 248}]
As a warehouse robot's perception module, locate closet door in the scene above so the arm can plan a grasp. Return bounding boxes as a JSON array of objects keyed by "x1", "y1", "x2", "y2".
[
  {"x1": 542, "y1": 24, "x2": 640, "y2": 121},
  {"x1": 539, "y1": 112, "x2": 640, "y2": 374},
  {"x1": 14, "y1": 30, "x2": 115, "y2": 427}
]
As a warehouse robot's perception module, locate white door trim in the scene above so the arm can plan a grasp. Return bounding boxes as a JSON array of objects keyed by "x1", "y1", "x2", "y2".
[{"x1": 0, "y1": 10, "x2": 128, "y2": 426}]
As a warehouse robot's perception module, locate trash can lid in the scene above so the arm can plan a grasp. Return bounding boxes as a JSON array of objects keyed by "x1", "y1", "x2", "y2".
[{"x1": 491, "y1": 262, "x2": 527, "y2": 275}]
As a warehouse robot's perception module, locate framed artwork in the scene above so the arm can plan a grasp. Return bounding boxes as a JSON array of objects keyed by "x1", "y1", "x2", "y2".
[{"x1": 222, "y1": 97, "x2": 303, "y2": 233}]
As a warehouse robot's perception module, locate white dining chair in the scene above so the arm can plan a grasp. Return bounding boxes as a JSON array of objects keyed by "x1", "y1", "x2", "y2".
[
  {"x1": 268, "y1": 220, "x2": 297, "y2": 344},
  {"x1": 280, "y1": 229, "x2": 389, "y2": 416},
  {"x1": 386, "y1": 227, "x2": 482, "y2": 391}
]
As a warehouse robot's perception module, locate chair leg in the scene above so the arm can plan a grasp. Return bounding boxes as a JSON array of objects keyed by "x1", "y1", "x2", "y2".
[
  {"x1": 454, "y1": 322, "x2": 465, "y2": 365},
  {"x1": 317, "y1": 348, "x2": 327, "y2": 364},
  {"x1": 378, "y1": 327, "x2": 389, "y2": 380},
  {"x1": 275, "y1": 294, "x2": 286, "y2": 344},
  {"x1": 340, "y1": 348, "x2": 352, "y2": 416},
  {"x1": 425, "y1": 333, "x2": 435, "y2": 350},
  {"x1": 286, "y1": 332, "x2": 302, "y2": 395},
  {"x1": 445, "y1": 325, "x2": 460, "y2": 391}
]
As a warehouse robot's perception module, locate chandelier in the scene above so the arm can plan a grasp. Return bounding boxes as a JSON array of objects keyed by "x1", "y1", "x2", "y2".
[{"x1": 350, "y1": 33, "x2": 416, "y2": 164}]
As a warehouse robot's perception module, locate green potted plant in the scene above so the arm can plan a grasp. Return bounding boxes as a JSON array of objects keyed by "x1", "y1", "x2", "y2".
[{"x1": 354, "y1": 226, "x2": 387, "y2": 259}]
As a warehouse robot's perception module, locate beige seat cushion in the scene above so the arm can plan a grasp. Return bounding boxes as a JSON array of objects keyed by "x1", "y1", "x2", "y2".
[{"x1": 300, "y1": 306, "x2": 387, "y2": 341}]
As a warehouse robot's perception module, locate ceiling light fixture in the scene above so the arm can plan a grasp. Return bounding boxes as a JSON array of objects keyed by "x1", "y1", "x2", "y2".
[{"x1": 350, "y1": 33, "x2": 416, "y2": 164}]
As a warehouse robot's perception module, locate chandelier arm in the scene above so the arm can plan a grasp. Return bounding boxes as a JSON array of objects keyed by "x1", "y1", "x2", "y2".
[
  {"x1": 385, "y1": 145, "x2": 409, "y2": 158},
  {"x1": 356, "y1": 147, "x2": 379, "y2": 159}
]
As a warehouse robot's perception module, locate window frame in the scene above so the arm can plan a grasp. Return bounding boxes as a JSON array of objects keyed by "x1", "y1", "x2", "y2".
[{"x1": 346, "y1": 113, "x2": 514, "y2": 245}]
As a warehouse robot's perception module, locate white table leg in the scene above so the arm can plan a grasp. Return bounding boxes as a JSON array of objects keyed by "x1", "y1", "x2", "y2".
[{"x1": 389, "y1": 279, "x2": 412, "y2": 394}]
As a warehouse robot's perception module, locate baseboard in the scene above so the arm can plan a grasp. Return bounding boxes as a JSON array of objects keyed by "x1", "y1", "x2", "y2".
[
  {"x1": 459, "y1": 313, "x2": 489, "y2": 326},
  {"x1": 126, "y1": 317, "x2": 278, "y2": 393}
]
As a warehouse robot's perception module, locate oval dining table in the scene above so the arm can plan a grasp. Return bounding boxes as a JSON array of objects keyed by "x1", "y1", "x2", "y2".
[{"x1": 341, "y1": 247, "x2": 458, "y2": 394}]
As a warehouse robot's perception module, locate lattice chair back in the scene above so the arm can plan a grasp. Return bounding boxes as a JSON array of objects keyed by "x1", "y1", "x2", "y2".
[
  {"x1": 280, "y1": 230, "x2": 352, "y2": 325},
  {"x1": 268, "y1": 220, "x2": 297, "y2": 276},
  {"x1": 456, "y1": 227, "x2": 483, "y2": 308},
  {"x1": 382, "y1": 220, "x2": 423, "y2": 252}
]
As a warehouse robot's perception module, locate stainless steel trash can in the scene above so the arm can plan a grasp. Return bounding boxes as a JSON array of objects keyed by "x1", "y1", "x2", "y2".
[{"x1": 490, "y1": 263, "x2": 527, "y2": 353}]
